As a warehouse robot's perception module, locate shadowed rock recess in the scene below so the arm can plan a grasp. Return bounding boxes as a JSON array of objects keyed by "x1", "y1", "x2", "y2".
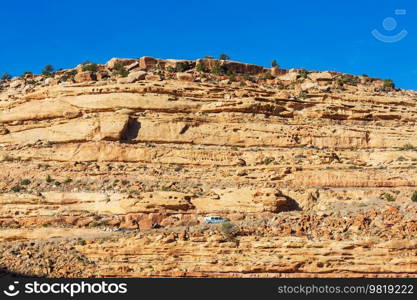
[{"x1": 0, "y1": 56, "x2": 416, "y2": 278}]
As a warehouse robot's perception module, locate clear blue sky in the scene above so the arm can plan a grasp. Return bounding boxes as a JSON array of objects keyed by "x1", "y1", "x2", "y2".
[{"x1": 1, "y1": 0, "x2": 416, "y2": 90}]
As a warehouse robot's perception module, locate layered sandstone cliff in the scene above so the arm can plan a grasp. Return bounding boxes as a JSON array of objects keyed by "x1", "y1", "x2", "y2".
[{"x1": 0, "y1": 57, "x2": 416, "y2": 277}]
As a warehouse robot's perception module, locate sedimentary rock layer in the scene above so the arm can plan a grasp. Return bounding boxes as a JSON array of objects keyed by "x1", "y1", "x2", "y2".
[{"x1": 0, "y1": 57, "x2": 416, "y2": 277}]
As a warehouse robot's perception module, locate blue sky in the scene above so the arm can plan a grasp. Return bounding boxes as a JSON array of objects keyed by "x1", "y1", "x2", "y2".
[{"x1": 0, "y1": 0, "x2": 416, "y2": 90}]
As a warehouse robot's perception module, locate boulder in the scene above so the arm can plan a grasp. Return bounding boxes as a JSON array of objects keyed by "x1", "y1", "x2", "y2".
[
  {"x1": 117, "y1": 71, "x2": 147, "y2": 84},
  {"x1": 195, "y1": 58, "x2": 218, "y2": 71},
  {"x1": 9, "y1": 80, "x2": 24, "y2": 89},
  {"x1": 0, "y1": 126, "x2": 9, "y2": 135},
  {"x1": 164, "y1": 59, "x2": 195, "y2": 71},
  {"x1": 139, "y1": 56, "x2": 159, "y2": 70},
  {"x1": 96, "y1": 70, "x2": 109, "y2": 81},
  {"x1": 271, "y1": 66, "x2": 287, "y2": 77},
  {"x1": 106, "y1": 58, "x2": 137, "y2": 69},
  {"x1": 74, "y1": 71, "x2": 95, "y2": 83},
  {"x1": 195, "y1": 58, "x2": 266, "y2": 75},
  {"x1": 176, "y1": 72, "x2": 194, "y2": 82},
  {"x1": 44, "y1": 78, "x2": 59, "y2": 86},
  {"x1": 277, "y1": 72, "x2": 299, "y2": 81},
  {"x1": 145, "y1": 74, "x2": 162, "y2": 81},
  {"x1": 220, "y1": 60, "x2": 266, "y2": 75},
  {"x1": 301, "y1": 81, "x2": 317, "y2": 91},
  {"x1": 308, "y1": 71, "x2": 333, "y2": 81},
  {"x1": 125, "y1": 61, "x2": 140, "y2": 71}
]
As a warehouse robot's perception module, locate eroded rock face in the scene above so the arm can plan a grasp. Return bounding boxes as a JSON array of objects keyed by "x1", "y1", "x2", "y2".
[
  {"x1": 0, "y1": 56, "x2": 416, "y2": 278},
  {"x1": 74, "y1": 71, "x2": 95, "y2": 83}
]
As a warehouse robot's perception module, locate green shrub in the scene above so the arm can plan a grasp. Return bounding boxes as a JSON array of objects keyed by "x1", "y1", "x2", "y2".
[
  {"x1": 82, "y1": 63, "x2": 98, "y2": 73},
  {"x1": 78, "y1": 238, "x2": 87, "y2": 246},
  {"x1": 271, "y1": 59, "x2": 278, "y2": 68},
  {"x1": 162, "y1": 186, "x2": 174, "y2": 191},
  {"x1": 113, "y1": 62, "x2": 129, "y2": 77},
  {"x1": 383, "y1": 79, "x2": 395, "y2": 90},
  {"x1": 11, "y1": 185, "x2": 22, "y2": 192},
  {"x1": 262, "y1": 157, "x2": 275, "y2": 165},
  {"x1": 60, "y1": 70, "x2": 77, "y2": 82},
  {"x1": 196, "y1": 63, "x2": 207, "y2": 72},
  {"x1": 220, "y1": 222, "x2": 237, "y2": 240},
  {"x1": 383, "y1": 193, "x2": 395, "y2": 202},
  {"x1": 20, "y1": 179, "x2": 31, "y2": 185},
  {"x1": 299, "y1": 69, "x2": 309, "y2": 79},
  {"x1": 337, "y1": 74, "x2": 360, "y2": 87},
  {"x1": 26, "y1": 79, "x2": 37, "y2": 85},
  {"x1": 1, "y1": 72, "x2": 11, "y2": 81},
  {"x1": 166, "y1": 62, "x2": 192, "y2": 73},
  {"x1": 211, "y1": 60, "x2": 225, "y2": 75},
  {"x1": 46, "y1": 175, "x2": 54, "y2": 183},
  {"x1": 399, "y1": 143, "x2": 414, "y2": 151},
  {"x1": 42, "y1": 64, "x2": 54, "y2": 77},
  {"x1": 219, "y1": 53, "x2": 230, "y2": 60},
  {"x1": 175, "y1": 62, "x2": 187, "y2": 72},
  {"x1": 411, "y1": 191, "x2": 417, "y2": 202},
  {"x1": 298, "y1": 91, "x2": 308, "y2": 100},
  {"x1": 166, "y1": 66, "x2": 176, "y2": 73},
  {"x1": 174, "y1": 165, "x2": 183, "y2": 172},
  {"x1": 64, "y1": 178, "x2": 73, "y2": 184}
]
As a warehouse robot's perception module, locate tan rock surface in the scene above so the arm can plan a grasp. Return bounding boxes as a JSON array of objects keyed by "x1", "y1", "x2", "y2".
[{"x1": 0, "y1": 57, "x2": 416, "y2": 278}]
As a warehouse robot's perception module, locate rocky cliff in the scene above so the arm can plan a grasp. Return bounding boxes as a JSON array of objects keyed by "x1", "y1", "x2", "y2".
[{"x1": 0, "y1": 56, "x2": 416, "y2": 277}]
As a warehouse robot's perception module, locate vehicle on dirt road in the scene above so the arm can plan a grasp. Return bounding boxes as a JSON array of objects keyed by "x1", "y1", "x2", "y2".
[{"x1": 204, "y1": 216, "x2": 230, "y2": 224}]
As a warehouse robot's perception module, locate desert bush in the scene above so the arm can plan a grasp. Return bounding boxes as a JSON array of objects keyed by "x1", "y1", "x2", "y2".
[
  {"x1": 78, "y1": 238, "x2": 87, "y2": 246},
  {"x1": 383, "y1": 193, "x2": 395, "y2": 202},
  {"x1": 162, "y1": 186, "x2": 174, "y2": 191},
  {"x1": 42, "y1": 64, "x2": 54, "y2": 77},
  {"x1": 166, "y1": 66, "x2": 176, "y2": 73},
  {"x1": 211, "y1": 60, "x2": 225, "y2": 75},
  {"x1": 11, "y1": 185, "x2": 22, "y2": 192},
  {"x1": 174, "y1": 165, "x2": 183, "y2": 172},
  {"x1": 1, "y1": 72, "x2": 11, "y2": 81},
  {"x1": 271, "y1": 59, "x2": 278, "y2": 68},
  {"x1": 219, "y1": 222, "x2": 237, "y2": 240},
  {"x1": 82, "y1": 63, "x2": 98, "y2": 73},
  {"x1": 175, "y1": 62, "x2": 187, "y2": 72},
  {"x1": 400, "y1": 143, "x2": 414, "y2": 151},
  {"x1": 60, "y1": 70, "x2": 77, "y2": 82},
  {"x1": 337, "y1": 74, "x2": 360, "y2": 87},
  {"x1": 411, "y1": 191, "x2": 417, "y2": 202},
  {"x1": 299, "y1": 69, "x2": 309, "y2": 79},
  {"x1": 298, "y1": 91, "x2": 308, "y2": 100},
  {"x1": 196, "y1": 63, "x2": 207, "y2": 72},
  {"x1": 262, "y1": 157, "x2": 275, "y2": 165},
  {"x1": 113, "y1": 62, "x2": 129, "y2": 77},
  {"x1": 219, "y1": 53, "x2": 230, "y2": 60},
  {"x1": 383, "y1": 79, "x2": 395, "y2": 90},
  {"x1": 20, "y1": 179, "x2": 31, "y2": 185},
  {"x1": 64, "y1": 178, "x2": 73, "y2": 184},
  {"x1": 46, "y1": 175, "x2": 54, "y2": 183}
]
